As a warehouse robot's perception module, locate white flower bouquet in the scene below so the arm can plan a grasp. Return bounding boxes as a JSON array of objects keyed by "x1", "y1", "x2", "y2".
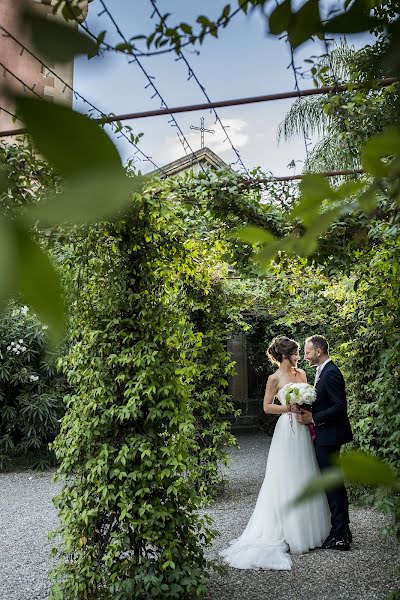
[
  {"x1": 284, "y1": 382, "x2": 316, "y2": 407},
  {"x1": 285, "y1": 383, "x2": 316, "y2": 440}
]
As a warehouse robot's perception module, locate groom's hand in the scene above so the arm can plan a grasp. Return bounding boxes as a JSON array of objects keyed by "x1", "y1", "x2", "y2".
[{"x1": 297, "y1": 411, "x2": 314, "y2": 425}]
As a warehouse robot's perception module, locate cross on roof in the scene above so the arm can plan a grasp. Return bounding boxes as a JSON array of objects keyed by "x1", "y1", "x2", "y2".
[{"x1": 190, "y1": 117, "x2": 215, "y2": 149}]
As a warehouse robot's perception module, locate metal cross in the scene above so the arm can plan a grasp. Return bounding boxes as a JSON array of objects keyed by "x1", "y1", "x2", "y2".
[{"x1": 190, "y1": 117, "x2": 215, "y2": 149}]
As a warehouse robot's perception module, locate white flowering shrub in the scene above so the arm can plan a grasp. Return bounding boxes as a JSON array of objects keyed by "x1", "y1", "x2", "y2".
[{"x1": 0, "y1": 302, "x2": 66, "y2": 470}]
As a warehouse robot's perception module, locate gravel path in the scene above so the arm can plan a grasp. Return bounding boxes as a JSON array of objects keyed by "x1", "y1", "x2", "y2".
[
  {"x1": 206, "y1": 434, "x2": 400, "y2": 600},
  {"x1": 0, "y1": 433, "x2": 399, "y2": 600}
]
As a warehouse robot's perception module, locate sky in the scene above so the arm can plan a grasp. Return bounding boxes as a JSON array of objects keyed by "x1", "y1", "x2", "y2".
[{"x1": 73, "y1": 0, "x2": 369, "y2": 176}]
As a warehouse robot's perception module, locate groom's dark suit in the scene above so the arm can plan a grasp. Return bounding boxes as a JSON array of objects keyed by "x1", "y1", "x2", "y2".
[{"x1": 312, "y1": 360, "x2": 353, "y2": 539}]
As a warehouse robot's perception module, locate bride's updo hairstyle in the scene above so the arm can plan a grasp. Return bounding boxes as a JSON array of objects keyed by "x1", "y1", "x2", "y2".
[{"x1": 267, "y1": 336, "x2": 299, "y2": 365}]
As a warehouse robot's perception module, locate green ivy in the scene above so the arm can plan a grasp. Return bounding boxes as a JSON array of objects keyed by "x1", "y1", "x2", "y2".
[
  {"x1": 0, "y1": 302, "x2": 66, "y2": 470},
  {"x1": 50, "y1": 185, "x2": 247, "y2": 598}
]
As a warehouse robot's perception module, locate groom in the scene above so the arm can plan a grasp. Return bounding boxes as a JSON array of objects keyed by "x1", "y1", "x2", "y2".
[{"x1": 298, "y1": 335, "x2": 353, "y2": 550}]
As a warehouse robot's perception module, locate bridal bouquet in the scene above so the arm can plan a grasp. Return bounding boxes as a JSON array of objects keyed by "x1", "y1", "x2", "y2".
[
  {"x1": 284, "y1": 382, "x2": 316, "y2": 407},
  {"x1": 285, "y1": 383, "x2": 316, "y2": 440}
]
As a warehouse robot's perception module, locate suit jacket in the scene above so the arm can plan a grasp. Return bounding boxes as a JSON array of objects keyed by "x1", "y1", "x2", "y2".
[{"x1": 313, "y1": 361, "x2": 353, "y2": 447}]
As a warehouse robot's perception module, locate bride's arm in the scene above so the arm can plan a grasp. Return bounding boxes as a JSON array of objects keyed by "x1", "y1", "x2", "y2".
[{"x1": 263, "y1": 376, "x2": 290, "y2": 415}]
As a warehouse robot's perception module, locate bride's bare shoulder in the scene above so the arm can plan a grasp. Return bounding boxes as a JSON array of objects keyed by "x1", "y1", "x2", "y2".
[
  {"x1": 267, "y1": 371, "x2": 280, "y2": 387},
  {"x1": 296, "y1": 368, "x2": 308, "y2": 382}
]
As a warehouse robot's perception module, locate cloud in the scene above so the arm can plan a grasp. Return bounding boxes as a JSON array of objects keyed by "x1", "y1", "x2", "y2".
[{"x1": 161, "y1": 118, "x2": 249, "y2": 163}]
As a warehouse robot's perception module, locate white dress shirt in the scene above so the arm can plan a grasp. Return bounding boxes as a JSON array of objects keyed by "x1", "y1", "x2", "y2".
[{"x1": 314, "y1": 358, "x2": 332, "y2": 385}]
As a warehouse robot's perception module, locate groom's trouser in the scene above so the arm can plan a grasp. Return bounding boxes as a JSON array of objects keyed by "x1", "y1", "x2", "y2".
[{"x1": 314, "y1": 443, "x2": 350, "y2": 537}]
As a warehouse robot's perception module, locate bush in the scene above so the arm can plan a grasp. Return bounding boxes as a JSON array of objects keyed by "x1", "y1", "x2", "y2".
[
  {"x1": 49, "y1": 190, "x2": 245, "y2": 599},
  {"x1": 0, "y1": 302, "x2": 66, "y2": 470}
]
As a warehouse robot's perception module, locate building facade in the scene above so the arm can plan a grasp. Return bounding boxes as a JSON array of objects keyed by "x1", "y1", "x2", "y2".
[{"x1": 0, "y1": 0, "x2": 87, "y2": 134}]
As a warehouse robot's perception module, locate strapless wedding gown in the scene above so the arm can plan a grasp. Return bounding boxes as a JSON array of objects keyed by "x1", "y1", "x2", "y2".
[{"x1": 219, "y1": 384, "x2": 331, "y2": 570}]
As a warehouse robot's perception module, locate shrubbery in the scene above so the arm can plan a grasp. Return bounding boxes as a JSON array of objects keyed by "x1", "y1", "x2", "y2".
[
  {"x1": 50, "y1": 189, "x2": 246, "y2": 599},
  {"x1": 0, "y1": 302, "x2": 66, "y2": 470}
]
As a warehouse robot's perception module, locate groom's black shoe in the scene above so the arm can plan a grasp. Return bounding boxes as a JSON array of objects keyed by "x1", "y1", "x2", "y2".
[
  {"x1": 344, "y1": 529, "x2": 353, "y2": 544},
  {"x1": 321, "y1": 534, "x2": 335, "y2": 549},
  {"x1": 321, "y1": 535, "x2": 350, "y2": 551}
]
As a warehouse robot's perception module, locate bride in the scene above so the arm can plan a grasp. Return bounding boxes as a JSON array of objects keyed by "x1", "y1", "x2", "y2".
[{"x1": 219, "y1": 335, "x2": 330, "y2": 570}]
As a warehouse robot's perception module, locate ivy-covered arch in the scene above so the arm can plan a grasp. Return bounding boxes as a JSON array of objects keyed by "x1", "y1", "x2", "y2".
[{"x1": 50, "y1": 177, "x2": 263, "y2": 599}]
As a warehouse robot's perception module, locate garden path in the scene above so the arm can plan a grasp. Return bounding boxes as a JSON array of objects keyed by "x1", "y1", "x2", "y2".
[
  {"x1": 0, "y1": 433, "x2": 399, "y2": 600},
  {"x1": 206, "y1": 433, "x2": 400, "y2": 600}
]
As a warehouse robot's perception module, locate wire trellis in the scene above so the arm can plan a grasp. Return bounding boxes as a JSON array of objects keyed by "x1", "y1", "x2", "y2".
[
  {"x1": 97, "y1": 0, "x2": 203, "y2": 172},
  {"x1": 0, "y1": 26, "x2": 165, "y2": 173},
  {"x1": 148, "y1": 0, "x2": 250, "y2": 175}
]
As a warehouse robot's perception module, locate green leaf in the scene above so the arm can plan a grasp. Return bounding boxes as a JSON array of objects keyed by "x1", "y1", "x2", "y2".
[
  {"x1": 23, "y1": 8, "x2": 97, "y2": 63},
  {"x1": 115, "y1": 43, "x2": 133, "y2": 53},
  {"x1": 269, "y1": 0, "x2": 291, "y2": 36},
  {"x1": 15, "y1": 97, "x2": 122, "y2": 177},
  {"x1": 256, "y1": 237, "x2": 288, "y2": 263},
  {"x1": 14, "y1": 222, "x2": 65, "y2": 341},
  {"x1": 338, "y1": 451, "x2": 399, "y2": 488},
  {"x1": 29, "y1": 172, "x2": 144, "y2": 225},
  {"x1": 292, "y1": 466, "x2": 344, "y2": 505},
  {"x1": 358, "y1": 185, "x2": 378, "y2": 213},
  {"x1": 180, "y1": 22, "x2": 193, "y2": 35},
  {"x1": 269, "y1": 0, "x2": 321, "y2": 48},
  {"x1": 323, "y1": 0, "x2": 381, "y2": 34},
  {"x1": 0, "y1": 217, "x2": 17, "y2": 306},
  {"x1": 307, "y1": 206, "x2": 342, "y2": 236},
  {"x1": 288, "y1": 0, "x2": 322, "y2": 48},
  {"x1": 299, "y1": 173, "x2": 333, "y2": 203},
  {"x1": 334, "y1": 179, "x2": 366, "y2": 200},
  {"x1": 361, "y1": 127, "x2": 400, "y2": 177},
  {"x1": 0, "y1": 167, "x2": 8, "y2": 195},
  {"x1": 290, "y1": 174, "x2": 333, "y2": 226},
  {"x1": 234, "y1": 225, "x2": 275, "y2": 245},
  {"x1": 294, "y1": 452, "x2": 399, "y2": 506}
]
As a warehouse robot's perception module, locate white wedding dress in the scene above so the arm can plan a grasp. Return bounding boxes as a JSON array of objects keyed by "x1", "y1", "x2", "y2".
[{"x1": 219, "y1": 384, "x2": 331, "y2": 570}]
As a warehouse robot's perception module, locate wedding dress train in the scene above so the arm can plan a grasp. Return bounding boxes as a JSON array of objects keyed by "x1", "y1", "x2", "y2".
[{"x1": 219, "y1": 384, "x2": 331, "y2": 570}]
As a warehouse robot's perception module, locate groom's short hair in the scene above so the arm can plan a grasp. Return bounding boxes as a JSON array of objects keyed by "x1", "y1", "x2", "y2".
[{"x1": 306, "y1": 335, "x2": 329, "y2": 354}]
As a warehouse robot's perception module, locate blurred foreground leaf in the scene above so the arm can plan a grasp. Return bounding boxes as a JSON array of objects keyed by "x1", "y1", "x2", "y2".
[
  {"x1": 269, "y1": 0, "x2": 322, "y2": 49},
  {"x1": 15, "y1": 97, "x2": 122, "y2": 178},
  {"x1": 339, "y1": 451, "x2": 398, "y2": 488},
  {"x1": 23, "y1": 7, "x2": 97, "y2": 63},
  {"x1": 292, "y1": 467, "x2": 344, "y2": 505},
  {"x1": 362, "y1": 127, "x2": 400, "y2": 178},
  {"x1": 293, "y1": 451, "x2": 400, "y2": 506},
  {"x1": 323, "y1": 1, "x2": 381, "y2": 35},
  {"x1": 0, "y1": 217, "x2": 17, "y2": 307},
  {"x1": 28, "y1": 172, "x2": 144, "y2": 225},
  {"x1": 14, "y1": 222, "x2": 64, "y2": 342},
  {"x1": 234, "y1": 225, "x2": 275, "y2": 245},
  {"x1": 0, "y1": 218, "x2": 64, "y2": 341}
]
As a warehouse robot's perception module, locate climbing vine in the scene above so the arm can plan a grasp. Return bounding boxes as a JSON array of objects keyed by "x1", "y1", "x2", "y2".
[{"x1": 50, "y1": 178, "x2": 253, "y2": 598}]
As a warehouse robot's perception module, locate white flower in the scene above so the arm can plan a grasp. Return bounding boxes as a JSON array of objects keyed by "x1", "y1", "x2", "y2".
[
  {"x1": 42, "y1": 325, "x2": 48, "y2": 330},
  {"x1": 285, "y1": 383, "x2": 316, "y2": 406},
  {"x1": 19, "y1": 339, "x2": 23, "y2": 344},
  {"x1": 29, "y1": 375, "x2": 39, "y2": 382},
  {"x1": 7, "y1": 345, "x2": 11, "y2": 351},
  {"x1": 21, "y1": 306, "x2": 29, "y2": 315}
]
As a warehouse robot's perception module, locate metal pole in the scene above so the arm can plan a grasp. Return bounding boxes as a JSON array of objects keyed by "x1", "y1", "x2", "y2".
[{"x1": 0, "y1": 78, "x2": 396, "y2": 138}]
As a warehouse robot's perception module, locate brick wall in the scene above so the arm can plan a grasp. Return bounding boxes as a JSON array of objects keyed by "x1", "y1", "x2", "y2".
[{"x1": 0, "y1": 0, "x2": 87, "y2": 134}]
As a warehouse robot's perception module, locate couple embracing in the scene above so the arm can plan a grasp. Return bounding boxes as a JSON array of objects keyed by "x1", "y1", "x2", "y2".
[{"x1": 220, "y1": 334, "x2": 353, "y2": 570}]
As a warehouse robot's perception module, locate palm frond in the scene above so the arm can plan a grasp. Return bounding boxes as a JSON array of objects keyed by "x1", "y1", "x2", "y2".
[
  {"x1": 319, "y1": 41, "x2": 356, "y2": 84},
  {"x1": 304, "y1": 135, "x2": 360, "y2": 173},
  {"x1": 277, "y1": 97, "x2": 330, "y2": 143}
]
